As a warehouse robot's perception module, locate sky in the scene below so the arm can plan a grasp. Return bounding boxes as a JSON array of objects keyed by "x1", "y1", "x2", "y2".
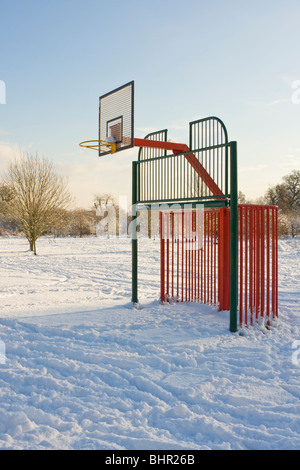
[{"x1": 0, "y1": 0, "x2": 300, "y2": 208}]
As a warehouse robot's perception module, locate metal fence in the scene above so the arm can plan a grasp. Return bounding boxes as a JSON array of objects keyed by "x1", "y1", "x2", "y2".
[{"x1": 160, "y1": 205, "x2": 278, "y2": 327}]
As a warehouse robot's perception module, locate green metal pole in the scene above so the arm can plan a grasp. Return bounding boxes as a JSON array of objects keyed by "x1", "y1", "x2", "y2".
[
  {"x1": 132, "y1": 161, "x2": 138, "y2": 304},
  {"x1": 229, "y1": 141, "x2": 238, "y2": 332}
]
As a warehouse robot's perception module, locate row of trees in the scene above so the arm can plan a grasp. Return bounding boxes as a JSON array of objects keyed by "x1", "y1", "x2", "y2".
[
  {"x1": 238, "y1": 170, "x2": 300, "y2": 238},
  {"x1": 0, "y1": 154, "x2": 146, "y2": 253},
  {"x1": 263, "y1": 170, "x2": 300, "y2": 238},
  {"x1": 0, "y1": 153, "x2": 299, "y2": 254}
]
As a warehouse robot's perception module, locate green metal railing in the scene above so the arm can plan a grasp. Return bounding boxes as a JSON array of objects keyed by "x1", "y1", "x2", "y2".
[
  {"x1": 189, "y1": 117, "x2": 229, "y2": 196},
  {"x1": 135, "y1": 143, "x2": 231, "y2": 205},
  {"x1": 138, "y1": 129, "x2": 168, "y2": 161},
  {"x1": 135, "y1": 117, "x2": 231, "y2": 206}
]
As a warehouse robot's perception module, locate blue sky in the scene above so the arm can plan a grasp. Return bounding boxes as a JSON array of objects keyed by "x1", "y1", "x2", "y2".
[{"x1": 1, "y1": 0, "x2": 300, "y2": 208}]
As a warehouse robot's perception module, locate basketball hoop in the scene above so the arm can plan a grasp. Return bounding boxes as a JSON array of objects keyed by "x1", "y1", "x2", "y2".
[{"x1": 79, "y1": 140, "x2": 117, "y2": 154}]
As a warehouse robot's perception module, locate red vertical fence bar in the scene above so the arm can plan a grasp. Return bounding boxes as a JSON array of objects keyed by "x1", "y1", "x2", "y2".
[
  {"x1": 275, "y1": 207, "x2": 278, "y2": 318},
  {"x1": 272, "y1": 210, "x2": 276, "y2": 318},
  {"x1": 210, "y1": 212, "x2": 213, "y2": 304},
  {"x1": 177, "y1": 214, "x2": 180, "y2": 300},
  {"x1": 244, "y1": 206, "x2": 248, "y2": 326},
  {"x1": 266, "y1": 208, "x2": 270, "y2": 323},
  {"x1": 213, "y1": 212, "x2": 217, "y2": 305},
  {"x1": 166, "y1": 213, "x2": 169, "y2": 300},
  {"x1": 261, "y1": 207, "x2": 265, "y2": 318},
  {"x1": 249, "y1": 207, "x2": 253, "y2": 323},
  {"x1": 203, "y1": 212, "x2": 207, "y2": 304},
  {"x1": 239, "y1": 205, "x2": 244, "y2": 326},
  {"x1": 160, "y1": 211, "x2": 165, "y2": 302},
  {"x1": 255, "y1": 207, "x2": 260, "y2": 321},
  {"x1": 182, "y1": 211, "x2": 184, "y2": 301},
  {"x1": 171, "y1": 212, "x2": 174, "y2": 299},
  {"x1": 200, "y1": 213, "x2": 203, "y2": 302},
  {"x1": 271, "y1": 206, "x2": 279, "y2": 320}
]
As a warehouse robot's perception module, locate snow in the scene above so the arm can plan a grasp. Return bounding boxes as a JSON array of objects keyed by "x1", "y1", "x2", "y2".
[{"x1": 0, "y1": 235, "x2": 299, "y2": 450}]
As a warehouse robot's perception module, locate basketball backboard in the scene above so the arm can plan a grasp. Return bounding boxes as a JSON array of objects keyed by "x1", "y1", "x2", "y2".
[{"x1": 99, "y1": 81, "x2": 134, "y2": 157}]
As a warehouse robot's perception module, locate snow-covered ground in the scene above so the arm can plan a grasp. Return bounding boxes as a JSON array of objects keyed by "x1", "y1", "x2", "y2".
[{"x1": 0, "y1": 235, "x2": 299, "y2": 450}]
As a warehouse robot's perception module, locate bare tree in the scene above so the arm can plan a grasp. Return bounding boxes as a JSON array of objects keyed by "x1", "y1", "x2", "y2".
[
  {"x1": 282, "y1": 170, "x2": 300, "y2": 211},
  {"x1": 69, "y1": 209, "x2": 95, "y2": 237},
  {"x1": 0, "y1": 182, "x2": 20, "y2": 235},
  {"x1": 4, "y1": 154, "x2": 72, "y2": 254},
  {"x1": 0, "y1": 182, "x2": 14, "y2": 204},
  {"x1": 238, "y1": 191, "x2": 247, "y2": 204},
  {"x1": 0, "y1": 182, "x2": 15, "y2": 217}
]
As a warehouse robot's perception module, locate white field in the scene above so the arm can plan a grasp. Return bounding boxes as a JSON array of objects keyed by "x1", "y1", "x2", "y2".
[{"x1": 0, "y1": 235, "x2": 299, "y2": 450}]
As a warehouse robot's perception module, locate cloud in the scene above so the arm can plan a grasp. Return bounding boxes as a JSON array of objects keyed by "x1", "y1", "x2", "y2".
[
  {"x1": 240, "y1": 164, "x2": 268, "y2": 172},
  {"x1": 279, "y1": 74, "x2": 298, "y2": 87},
  {"x1": 267, "y1": 98, "x2": 290, "y2": 106},
  {"x1": 278, "y1": 151, "x2": 300, "y2": 171},
  {"x1": 245, "y1": 98, "x2": 290, "y2": 107},
  {"x1": 0, "y1": 141, "x2": 22, "y2": 174}
]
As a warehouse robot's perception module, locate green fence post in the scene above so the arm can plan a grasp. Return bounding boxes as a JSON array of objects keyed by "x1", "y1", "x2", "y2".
[
  {"x1": 230, "y1": 141, "x2": 238, "y2": 332},
  {"x1": 132, "y1": 161, "x2": 138, "y2": 304}
]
